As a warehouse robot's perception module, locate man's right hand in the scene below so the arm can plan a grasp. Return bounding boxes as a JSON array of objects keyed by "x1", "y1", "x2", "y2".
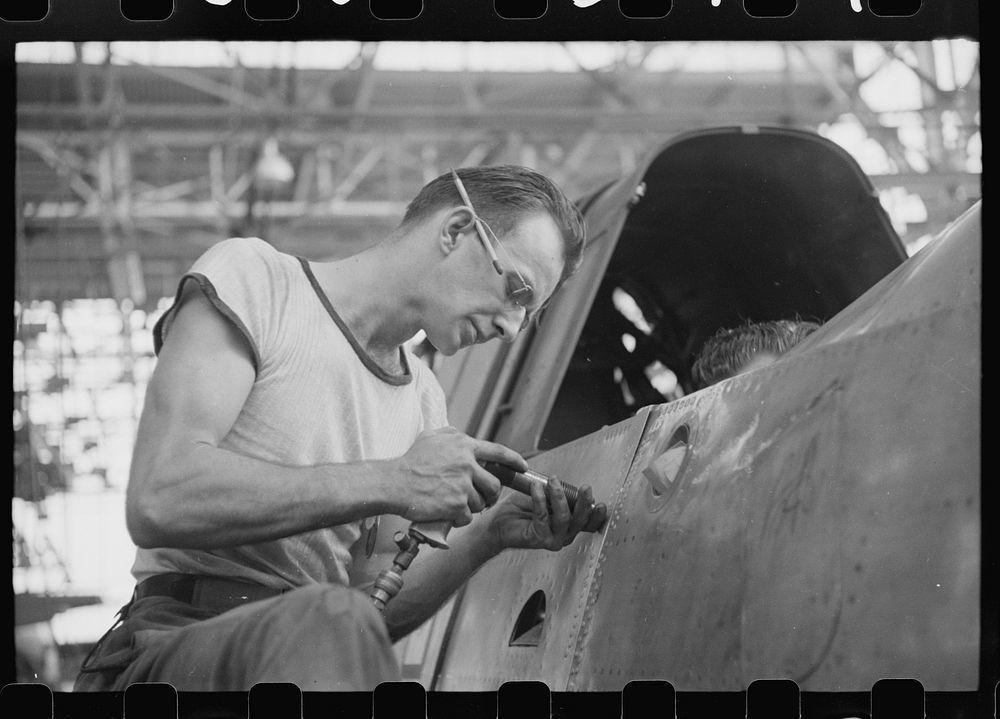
[{"x1": 386, "y1": 427, "x2": 526, "y2": 527}]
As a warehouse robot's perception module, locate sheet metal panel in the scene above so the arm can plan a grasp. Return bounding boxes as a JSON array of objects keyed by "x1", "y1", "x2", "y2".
[
  {"x1": 430, "y1": 208, "x2": 978, "y2": 691},
  {"x1": 802, "y1": 303, "x2": 979, "y2": 690},
  {"x1": 569, "y1": 392, "x2": 757, "y2": 689},
  {"x1": 569, "y1": 325, "x2": 978, "y2": 689},
  {"x1": 568, "y1": 210, "x2": 980, "y2": 691},
  {"x1": 434, "y1": 408, "x2": 650, "y2": 690},
  {"x1": 430, "y1": 205, "x2": 978, "y2": 692}
]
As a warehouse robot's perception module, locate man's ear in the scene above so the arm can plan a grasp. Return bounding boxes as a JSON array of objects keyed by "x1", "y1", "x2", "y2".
[{"x1": 439, "y1": 207, "x2": 477, "y2": 255}]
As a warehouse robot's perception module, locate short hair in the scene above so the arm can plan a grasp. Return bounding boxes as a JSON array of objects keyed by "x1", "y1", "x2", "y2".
[
  {"x1": 691, "y1": 319, "x2": 821, "y2": 390},
  {"x1": 401, "y1": 165, "x2": 586, "y2": 290}
]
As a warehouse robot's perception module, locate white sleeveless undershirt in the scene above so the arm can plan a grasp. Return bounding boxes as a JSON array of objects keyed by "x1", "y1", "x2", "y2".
[{"x1": 131, "y1": 237, "x2": 448, "y2": 589}]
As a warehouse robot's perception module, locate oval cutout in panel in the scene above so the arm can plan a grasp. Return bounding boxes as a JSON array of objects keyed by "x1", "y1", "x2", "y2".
[
  {"x1": 643, "y1": 423, "x2": 692, "y2": 509},
  {"x1": 509, "y1": 590, "x2": 546, "y2": 647}
]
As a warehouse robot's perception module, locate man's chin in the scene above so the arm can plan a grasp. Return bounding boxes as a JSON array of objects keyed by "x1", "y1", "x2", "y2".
[{"x1": 428, "y1": 337, "x2": 460, "y2": 357}]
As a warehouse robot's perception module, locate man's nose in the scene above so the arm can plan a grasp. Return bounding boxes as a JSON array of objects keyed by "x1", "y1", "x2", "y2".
[{"x1": 493, "y1": 307, "x2": 526, "y2": 343}]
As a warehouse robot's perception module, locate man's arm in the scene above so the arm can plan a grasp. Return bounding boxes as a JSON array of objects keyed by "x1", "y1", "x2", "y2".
[{"x1": 126, "y1": 287, "x2": 513, "y2": 550}]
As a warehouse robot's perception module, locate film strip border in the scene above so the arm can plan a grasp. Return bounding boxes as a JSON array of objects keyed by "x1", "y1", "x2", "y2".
[
  {"x1": 1, "y1": 678, "x2": 996, "y2": 717},
  {"x1": 1, "y1": 1, "x2": 986, "y2": 718},
  {"x1": 0, "y1": 1, "x2": 979, "y2": 41}
]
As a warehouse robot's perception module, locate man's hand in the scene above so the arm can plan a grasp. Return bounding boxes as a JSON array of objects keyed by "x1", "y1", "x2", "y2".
[
  {"x1": 386, "y1": 427, "x2": 526, "y2": 527},
  {"x1": 484, "y1": 475, "x2": 608, "y2": 552}
]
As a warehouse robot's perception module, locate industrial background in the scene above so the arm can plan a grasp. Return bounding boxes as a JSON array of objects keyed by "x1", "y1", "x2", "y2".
[{"x1": 12, "y1": 40, "x2": 980, "y2": 689}]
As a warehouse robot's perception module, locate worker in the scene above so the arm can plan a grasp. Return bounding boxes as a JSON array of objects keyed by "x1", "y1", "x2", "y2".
[
  {"x1": 74, "y1": 165, "x2": 608, "y2": 692},
  {"x1": 690, "y1": 318, "x2": 821, "y2": 390}
]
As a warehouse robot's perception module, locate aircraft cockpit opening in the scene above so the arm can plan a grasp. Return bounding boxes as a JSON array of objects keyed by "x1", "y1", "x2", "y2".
[{"x1": 537, "y1": 126, "x2": 907, "y2": 452}]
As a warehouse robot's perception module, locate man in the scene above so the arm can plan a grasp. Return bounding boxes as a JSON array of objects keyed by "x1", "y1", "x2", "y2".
[
  {"x1": 690, "y1": 318, "x2": 821, "y2": 390},
  {"x1": 75, "y1": 165, "x2": 607, "y2": 691}
]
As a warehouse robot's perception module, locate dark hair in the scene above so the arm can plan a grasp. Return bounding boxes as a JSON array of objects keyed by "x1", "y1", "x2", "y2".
[
  {"x1": 691, "y1": 319, "x2": 821, "y2": 390},
  {"x1": 401, "y1": 165, "x2": 586, "y2": 290}
]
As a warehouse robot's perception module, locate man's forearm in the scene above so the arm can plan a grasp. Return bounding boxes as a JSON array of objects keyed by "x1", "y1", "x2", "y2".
[
  {"x1": 377, "y1": 517, "x2": 501, "y2": 642},
  {"x1": 127, "y1": 441, "x2": 398, "y2": 550}
]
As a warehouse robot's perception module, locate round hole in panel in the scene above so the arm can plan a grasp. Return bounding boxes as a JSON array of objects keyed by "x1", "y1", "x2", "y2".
[{"x1": 643, "y1": 422, "x2": 692, "y2": 510}]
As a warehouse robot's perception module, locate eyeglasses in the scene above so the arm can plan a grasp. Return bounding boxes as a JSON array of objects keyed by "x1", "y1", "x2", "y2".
[{"x1": 450, "y1": 169, "x2": 535, "y2": 330}]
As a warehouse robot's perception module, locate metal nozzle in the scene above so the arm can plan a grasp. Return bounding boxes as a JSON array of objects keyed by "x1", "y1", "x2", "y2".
[
  {"x1": 370, "y1": 530, "x2": 422, "y2": 613},
  {"x1": 481, "y1": 462, "x2": 583, "y2": 512}
]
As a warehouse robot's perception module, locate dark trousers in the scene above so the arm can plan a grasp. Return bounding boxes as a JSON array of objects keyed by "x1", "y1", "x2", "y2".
[{"x1": 74, "y1": 579, "x2": 400, "y2": 691}]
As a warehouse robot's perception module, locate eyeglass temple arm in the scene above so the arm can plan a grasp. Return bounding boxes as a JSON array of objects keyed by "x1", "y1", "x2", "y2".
[
  {"x1": 480, "y1": 223, "x2": 504, "y2": 276},
  {"x1": 477, "y1": 216, "x2": 533, "y2": 292}
]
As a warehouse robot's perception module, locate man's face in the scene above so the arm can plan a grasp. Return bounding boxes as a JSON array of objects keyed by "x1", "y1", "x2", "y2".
[{"x1": 427, "y1": 211, "x2": 566, "y2": 356}]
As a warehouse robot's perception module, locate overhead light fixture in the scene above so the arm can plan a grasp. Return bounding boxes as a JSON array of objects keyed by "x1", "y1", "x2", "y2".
[{"x1": 255, "y1": 137, "x2": 295, "y2": 189}]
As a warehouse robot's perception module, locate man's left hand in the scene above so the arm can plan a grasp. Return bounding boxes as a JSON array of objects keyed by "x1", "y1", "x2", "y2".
[{"x1": 485, "y1": 476, "x2": 608, "y2": 552}]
